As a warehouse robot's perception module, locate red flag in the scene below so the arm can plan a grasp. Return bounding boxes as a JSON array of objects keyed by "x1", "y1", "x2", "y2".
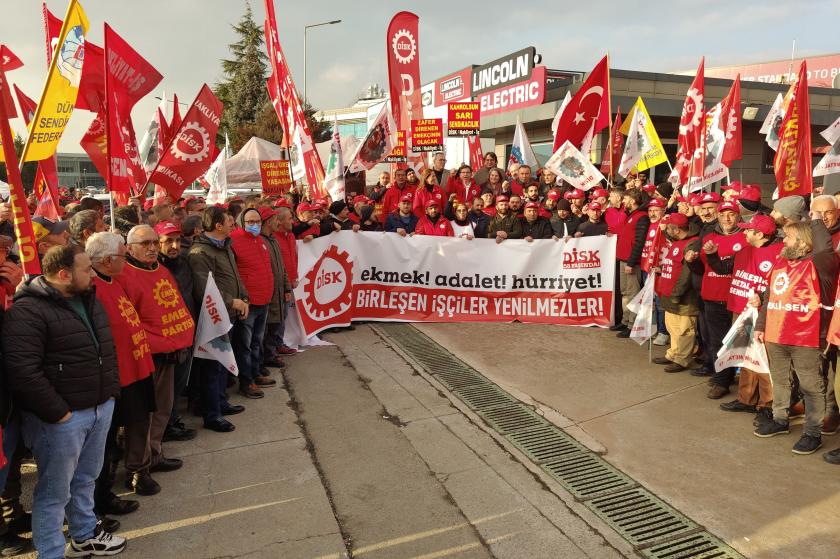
[
  {"x1": 143, "y1": 84, "x2": 223, "y2": 200},
  {"x1": 719, "y1": 76, "x2": 742, "y2": 166},
  {"x1": 600, "y1": 108, "x2": 623, "y2": 176},
  {"x1": 13, "y1": 85, "x2": 63, "y2": 217},
  {"x1": 44, "y1": 4, "x2": 106, "y2": 112},
  {"x1": 386, "y1": 12, "x2": 426, "y2": 173},
  {"x1": 774, "y1": 61, "x2": 812, "y2": 198},
  {"x1": 80, "y1": 112, "x2": 109, "y2": 179},
  {"x1": 674, "y1": 58, "x2": 706, "y2": 185},
  {"x1": 32, "y1": 165, "x2": 59, "y2": 220},
  {"x1": 170, "y1": 93, "x2": 182, "y2": 131},
  {"x1": 553, "y1": 55, "x2": 610, "y2": 152},
  {"x1": 0, "y1": 45, "x2": 22, "y2": 72},
  {"x1": 263, "y1": 0, "x2": 327, "y2": 195},
  {"x1": 0, "y1": 69, "x2": 41, "y2": 276},
  {"x1": 467, "y1": 135, "x2": 483, "y2": 172},
  {"x1": 104, "y1": 24, "x2": 162, "y2": 195}
]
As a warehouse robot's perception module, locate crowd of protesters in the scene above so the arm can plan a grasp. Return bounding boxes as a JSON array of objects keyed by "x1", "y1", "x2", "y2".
[{"x1": 0, "y1": 148, "x2": 839, "y2": 556}]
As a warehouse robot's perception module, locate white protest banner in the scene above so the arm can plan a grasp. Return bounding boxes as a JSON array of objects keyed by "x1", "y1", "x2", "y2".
[
  {"x1": 715, "y1": 306, "x2": 770, "y2": 374},
  {"x1": 194, "y1": 271, "x2": 238, "y2": 375},
  {"x1": 292, "y1": 232, "x2": 616, "y2": 336}
]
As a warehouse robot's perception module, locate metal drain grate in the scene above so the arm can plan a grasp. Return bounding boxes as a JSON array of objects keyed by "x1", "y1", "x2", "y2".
[
  {"x1": 640, "y1": 533, "x2": 744, "y2": 559},
  {"x1": 586, "y1": 488, "x2": 698, "y2": 548},
  {"x1": 506, "y1": 425, "x2": 588, "y2": 464},
  {"x1": 375, "y1": 323, "x2": 745, "y2": 559},
  {"x1": 542, "y1": 454, "x2": 636, "y2": 500}
]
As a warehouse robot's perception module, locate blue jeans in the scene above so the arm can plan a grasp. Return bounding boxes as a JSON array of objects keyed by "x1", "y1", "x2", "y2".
[
  {"x1": 232, "y1": 304, "x2": 269, "y2": 387},
  {"x1": 199, "y1": 358, "x2": 232, "y2": 423},
  {"x1": 21, "y1": 399, "x2": 115, "y2": 559}
]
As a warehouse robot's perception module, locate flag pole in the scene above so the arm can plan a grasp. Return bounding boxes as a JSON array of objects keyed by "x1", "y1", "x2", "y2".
[
  {"x1": 606, "y1": 52, "x2": 613, "y2": 186},
  {"x1": 104, "y1": 24, "x2": 115, "y2": 216}
]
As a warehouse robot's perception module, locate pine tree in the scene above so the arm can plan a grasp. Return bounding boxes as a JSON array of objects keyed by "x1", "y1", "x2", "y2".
[{"x1": 215, "y1": 1, "x2": 268, "y2": 151}]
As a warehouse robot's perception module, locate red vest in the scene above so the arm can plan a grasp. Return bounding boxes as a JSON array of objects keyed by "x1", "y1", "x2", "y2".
[
  {"x1": 765, "y1": 258, "x2": 821, "y2": 348},
  {"x1": 699, "y1": 231, "x2": 745, "y2": 303},
  {"x1": 826, "y1": 275, "x2": 840, "y2": 346},
  {"x1": 727, "y1": 241, "x2": 783, "y2": 313},
  {"x1": 115, "y1": 262, "x2": 195, "y2": 354},
  {"x1": 616, "y1": 209, "x2": 645, "y2": 261},
  {"x1": 655, "y1": 237, "x2": 694, "y2": 297},
  {"x1": 640, "y1": 222, "x2": 659, "y2": 273},
  {"x1": 94, "y1": 275, "x2": 154, "y2": 387}
]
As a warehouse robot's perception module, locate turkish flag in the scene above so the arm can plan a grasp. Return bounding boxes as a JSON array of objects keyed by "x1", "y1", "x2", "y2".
[
  {"x1": 719, "y1": 75, "x2": 742, "y2": 166},
  {"x1": 144, "y1": 84, "x2": 223, "y2": 200},
  {"x1": 104, "y1": 24, "x2": 161, "y2": 194},
  {"x1": 553, "y1": 55, "x2": 610, "y2": 152},
  {"x1": 674, "y1": 58, "x2": 705, "y2": 185},
  {"x1": 774, "y1": 61, "x2": 812, "y2": 198},
  {"x1": 600, "y1": 108, "x2": 623, "y2": 176}
]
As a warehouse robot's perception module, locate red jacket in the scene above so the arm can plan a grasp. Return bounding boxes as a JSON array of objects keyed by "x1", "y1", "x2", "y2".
[
  {"x1": 414, "y1": 215, "x2": 454, "y2": 236},
  {"x1": 412, "y1": 185, "x2": 447, "y2": 217},
  {"x1": 274, "y1": 230, "x2": 299, "y2": 285},
  {"x1": 446, "y1": 179, "x2": 481, "y2": 204},
  {"x1": 231, "y1": 228, "x2": 275, "y2": 306},
  {"x1": 381, "y1": 184, "x2": 412, "y2": 216}
]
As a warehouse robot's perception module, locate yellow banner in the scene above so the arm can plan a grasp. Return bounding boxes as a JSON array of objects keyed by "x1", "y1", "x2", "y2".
[
  {"x1": 619, "y1": 97, "x2": 668, "y2": 172},
  {"x1": 20, "y1": 0, "x2": 88, "y2": 163}
]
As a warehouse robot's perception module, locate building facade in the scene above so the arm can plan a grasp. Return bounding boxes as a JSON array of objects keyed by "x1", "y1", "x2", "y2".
[{"x1": 56, "y1": 152, "x2": 106, "y2": 191}]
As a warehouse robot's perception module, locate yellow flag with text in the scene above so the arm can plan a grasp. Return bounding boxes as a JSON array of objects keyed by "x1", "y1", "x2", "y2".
[
  {"x1": 619, "y1": 97, "x2": 668, "y2": 171},
  {"x1": 20, "y1": 0, "x2": 88, "y2": 163}
]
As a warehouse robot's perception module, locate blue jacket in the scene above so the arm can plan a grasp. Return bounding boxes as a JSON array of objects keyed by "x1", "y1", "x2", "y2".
[{"x1": 384, "y1": 211, "x2": 419, "y2": 234}]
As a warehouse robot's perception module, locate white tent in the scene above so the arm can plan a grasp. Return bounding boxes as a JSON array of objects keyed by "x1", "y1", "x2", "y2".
[{"x1": 225, "y1": 137, "x2": 285, "y2": 189}]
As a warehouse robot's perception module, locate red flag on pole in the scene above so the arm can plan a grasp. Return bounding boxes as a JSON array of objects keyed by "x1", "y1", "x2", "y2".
[
  {"x1": 600, "y1": 108, "x2": 623, "y2": 176},
  {"x1": 13, "y1": 85, "x2": 63, "y2": 217},
  {"x1": 553, "y1": 55, "x2": 610, "y2": 152},
  {"x1": 774, "y1": 61, "x2": 812, "y2": 198},
  {"x1": 170, "y1": 93, "x2": 182, "y2": 132},
  {"x1": 80, "y1": 112, "x2": 108, "y2": 179},
  {"x1": 386, "y1": 12, "x2": 426, "y2": 172},
  {"x1": 143, "y1": 84, "x2": 223, "y2": 200},
  {"x1": 673, "y1": 58, "x2": 706, "y2": 185},
  {"x1": 467, "y1": 135, "x2": 483, "y2": 172},
  {"x1": 719, "y1": 76, "x2": 742, "y2": 166},
  {"x1": 0, "y1": 46, "x2": 21, "y2": 119},
  {"x1": 0, "y1": 69, "x2": 41, "y2": 276}
]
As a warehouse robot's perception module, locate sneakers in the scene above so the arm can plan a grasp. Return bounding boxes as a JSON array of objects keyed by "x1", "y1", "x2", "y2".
[
  {"x1": 720, "y1": 400, "x2": 757, "y2": 413},
  {"x1": 707, "y1": 385, "x2": 730, "y2": 400},
  {"x1": 67, "y1": 524, "x2": 127, "y2": 557},
  {"x1": 652, "y1": 333, "x2": 670, "y2": 346},
  {"x1": 609, "y1": 324, "x2": 628, "y2": 332},
  {"x1": 823, "y1": 447, "x2": 840, "y2": 465},
  {"x1": 0, "y1": 532, "x2": 32, "y2": 556},
  {"x1": 792, "y1": 434, "x2": 823, "y2": 455},
  {"x1": 616, "y1": 329, "x2": 631, "y2": 338},
  {"x1": 238, "y1": 384, "x2": 265, "y2": 399},
  {"x1": 753, "y1": 419, "x2": 790, "y2": 438},
  {"x1": 753, "y1": 407, "x2": 774, "y2": 428},
  {"x1": 821, "y1": 414, "x2": 840, "y2": 436}
]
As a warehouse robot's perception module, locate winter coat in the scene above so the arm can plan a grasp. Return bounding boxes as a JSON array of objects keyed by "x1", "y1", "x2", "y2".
[
  {"x1": 384, "y1": 212, "x2": 419, "y2": 234},
  {"x1": 231, "y1": 227, "x2": 275, "y2": 306},
  {"x1": 189, "y1": 234, "x2": 248, "y2": 321},
  {"x1": 521, "y1": 217, "x2": 553, "y2": 239},
  {"x1": 262, "y1": 233, "x2": 292, "y2": 323},
  {"x1": 577, "y1": 220, "x2": 609, "y2": 237},
  {"x1": 414, "y1": 215, "x2": 454, "y2": 237},
  {"x1": 412, "y1": 185, "x2": 447, "y2": 218},
  {"x1": 487, "y1": 212, "x2": 523, "y2": 239},
  {"x1": 550, "y1": 214, "x2": 582, "y2": 238},
  {"x1": 160, "y1": 252, "x2": 197, "y2": 319},
  {"x1": 2, "y1": 276, "x2": 119, "y2": 423},
  {"x1": 274, "y1": 230, "x2": 299, "y2": 285}
]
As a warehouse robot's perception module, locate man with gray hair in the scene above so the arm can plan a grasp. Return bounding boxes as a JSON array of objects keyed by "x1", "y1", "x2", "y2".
[
  {"x1": 430, "y1": 152, "x2": 452, "y2": 192},
  {"x1": 87, "y1": 233, "x2": 154, "y2": 523},
  {"x1": 811, "y1": 194, "x2": 840, "y2": 249}
]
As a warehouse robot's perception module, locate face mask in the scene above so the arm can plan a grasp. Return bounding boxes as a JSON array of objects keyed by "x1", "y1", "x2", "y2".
[{"x1": 244, "y1": 224, "x2": 261, "y2": 236}]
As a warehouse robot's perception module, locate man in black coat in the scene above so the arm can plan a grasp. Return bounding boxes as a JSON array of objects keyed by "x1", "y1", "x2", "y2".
[
  {"x1": 2, "y1": 245, "x2": 126, "y2": 557},
  {"x1": 521, "y1": 202, "x2": 553, "y2": 241}
]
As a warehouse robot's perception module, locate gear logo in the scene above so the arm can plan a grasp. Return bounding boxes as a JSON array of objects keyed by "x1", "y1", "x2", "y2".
[
  {"x1": 302, "y1": 245, "x2": 354, "y2": 320},
  {"x1": 153, "y1": 279, "x2": 180, "y2": 309},
  {"x1": 117, "y1": 296, "x2": 141, "y2": 328},
  {"x1": 678, "y1": 88, "x2": 703, "y2": 136},
  {"x1": 391, "y1": 29, "x2": 416, "y2": 65},
  {"x1": 772, "y1": 271, "x2": 790, "y2": 295},
  {"x1": 759, "y1": 260, "x2": 773, "y2": 273},
  {"x1": 733, "y1": 243, "x2": 742, "y2": 252},
  {"x1": 171, "y1": 122, "x2": 211, "y2": 163}
]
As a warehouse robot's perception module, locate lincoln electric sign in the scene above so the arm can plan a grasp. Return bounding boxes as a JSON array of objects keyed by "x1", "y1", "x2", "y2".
[{"x1": 471, "y1": 47, "x2": 537, "y2": 95}]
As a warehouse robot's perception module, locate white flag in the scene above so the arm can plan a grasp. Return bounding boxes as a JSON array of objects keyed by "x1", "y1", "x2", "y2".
[
  {"x1": 580, "y1": 119, "x2": 596, "y2": 162},
  {"x1": 545, "y1": 140, "x2": 605, "y2": 191},
  {"x1": 686, "y1": 103, "x2": 728, "y2": 192},
  {"x1": 814, "y1": 139, "x2": 840, "y2": 177},
  {"x1": 627, "y1": 276, "x2": 655, "y2": 345},
  {"x1": 618, "y1": 108, "x2": 651, "y2": 177},
  {"x1": 194, "y1": 271, "x2": 238, "y2": 375},
  {"x1": 205, "y1": 134, "x2": 229, "y2": 205},
  {"x1": 348, "y1": 103, "x2": 397, "y2": 173},
  {"x1": 139, "y1": 91, "x2": 167, "y2": 172},
  {"x1": 760, "y1": 93, "x2": 784, "y2": 152},
  {"x1": 820, "y1": 115, "x2": 840, "y2": 145},
  {"x1": 324, "y1": 116, "x2": 346, "y2": 201},
  {"x1": 507, "y1": 116, "x2": 538, "y2": 172}
]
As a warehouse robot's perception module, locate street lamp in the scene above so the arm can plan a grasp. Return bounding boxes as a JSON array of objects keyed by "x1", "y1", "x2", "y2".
[{"x1": 304, "y1": 19, "x2": 342, "y2": 106}]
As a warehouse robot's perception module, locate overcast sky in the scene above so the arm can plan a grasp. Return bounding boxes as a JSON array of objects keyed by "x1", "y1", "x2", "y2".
[{"x1": 4, "y1": 0, "x2": 839, "y2": 154}]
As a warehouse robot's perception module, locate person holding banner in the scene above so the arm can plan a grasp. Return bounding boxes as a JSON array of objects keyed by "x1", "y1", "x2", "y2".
[
  {"x1": 487, "y1": 196, "x2": 523, "y2": 243},
  {"x1": 753, "y1": 220, "x2": 838, "y2": 454},
  {"x1": 384, "y1": 195, "x2": 419, "y2": 237},
  {"x1": 614, "y1": 190, "x2": 651, "y2": 338},
  {"x1": 551, "y1": 199, "x2": 581, "y2": 240},
  {"x1": 521, "y1": 202, "x2": 553, "y2": 241},
  {"x1": 414, "y1": 201, "x2": 454, "y2": 237}
]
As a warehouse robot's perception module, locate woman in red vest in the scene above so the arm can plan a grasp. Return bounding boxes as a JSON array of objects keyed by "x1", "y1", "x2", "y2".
[{"x1": 753, "y1": 220, "x2": 838, "y2": 455}]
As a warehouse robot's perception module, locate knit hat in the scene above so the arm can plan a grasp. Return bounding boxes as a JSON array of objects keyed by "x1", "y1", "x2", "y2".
[
  {"x1": 772, "y1": 195, "x2": 806, "y2": 222},
  {"x1": 656, "y1": 182, "x2": 674, "y2": 198},
  {"x1": 556, "y1": 199, "x2": 572, "y2": 212},
  {"x1": 329, "y1": 200, "x2": 347, "y2": 216}
]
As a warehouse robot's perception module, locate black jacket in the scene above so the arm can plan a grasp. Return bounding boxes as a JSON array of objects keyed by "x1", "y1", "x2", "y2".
[
  {"x1": 550, "y1": 214, "x2": 581, "y2": 238},
  {"x1": 521, "y1": 217, "x2": 553, "y2": 239},
  {"x1": 2, "y1": 276, "x2": 119, "y2": 423},
  {"x1": 160, "y1": 252, "x2": 196, "y2": 319},
  {"x1": 626, "y1": 211, "x2": 651, "y2": 268},
  {"x1": 577, "y1": 220, "x2": 609, "y2": 237}
]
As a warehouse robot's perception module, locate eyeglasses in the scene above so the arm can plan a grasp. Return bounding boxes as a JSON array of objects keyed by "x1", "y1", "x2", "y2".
[{"x1": 130, "y1": 240, "x2": 158, "y2": 248}]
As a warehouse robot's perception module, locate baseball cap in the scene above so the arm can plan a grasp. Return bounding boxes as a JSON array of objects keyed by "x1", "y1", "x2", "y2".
[
  {"x1": 588, "y1": 202, "x2": 603, "y2": 211},
  {"x1": 298, "y1": 202, "x2": 312, "y2": 212},
  {"x1": 273, "y1": 198, "x2": 291, "y2": 209},
  {"x1": 688, "y1": 194, "x2": 703, "y2": 206},
  {"x1": 424, "y1": 199, "x2": 440, "y2": 209},
  {"x1": 524, "y1": 201, "x2": 540, "y2": 209},
  {"x1": 641, "y1": 183, "x2": 657, "y2": 194},
  {"x1": 32, "y1": 216, "x2": 70, "y2": 242},
  {"x1": 352, "y1": 194, "x2": 368, "y2": 205},
  {"x1": 661, "y1": 213, "x2": 688, "y2": 228},
  {"x1": 154, "y1": 220, "x2": 182, "y2": 237},
  {"x1": 737, "y1": 184, "x2": 762, "y2": 202},
  {"x1": 565, "y1": 189, "x2": 584, "y2": 200},
  {"x1": 737, "y1": 214, "x2": 776, "y2": 236},
  {"x1": 495, "y1": 195, "x2": 509, "y2": 203},
  {"x1": 400, "y1": 194, "x2": 413, "y2": 203},
  {"x1": 722, "y1": 180, "x2": 742, "y2": 192},
  {"x1": 699, "y1": 192, "x2": 721, "y2": 205},
  {"x1": 648, "y1": 198, "x2": 665, "y2": 208},
  {"x1": 718, "y1": 201, "x2": 740, "y2": 213},
  {"x1": 258, "y1": 206, "x2": 278, "y2": 222},
  {"x1": 591, "y1": 188, "x2": 609, "y2": 199},
  {"x1": 546, "y1": 190, "x2": 561, "y2": 201}
]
